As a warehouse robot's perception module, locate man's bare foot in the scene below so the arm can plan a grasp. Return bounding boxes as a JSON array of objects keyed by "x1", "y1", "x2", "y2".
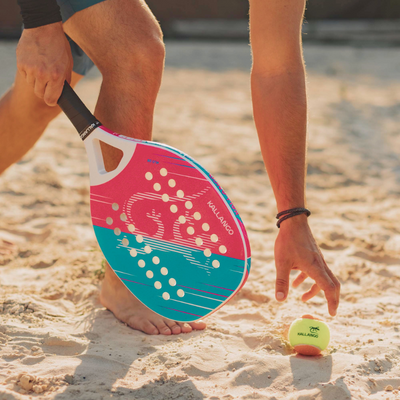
[{"x1": 99, "y1": 263, "x2": 207, "y2": 335}]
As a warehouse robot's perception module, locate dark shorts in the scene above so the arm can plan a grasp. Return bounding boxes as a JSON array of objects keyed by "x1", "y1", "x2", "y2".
[{"x1": 56, "y1": 0, "x2": 106, "y2": 75}]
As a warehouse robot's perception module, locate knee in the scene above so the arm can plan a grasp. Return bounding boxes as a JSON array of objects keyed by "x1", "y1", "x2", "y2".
[
  {"x1": 101, "y1": 34, "x2": 165, "y2": 84},
  {"x1": 136, "y1": 35, "x2": 165, "y2": 75}
]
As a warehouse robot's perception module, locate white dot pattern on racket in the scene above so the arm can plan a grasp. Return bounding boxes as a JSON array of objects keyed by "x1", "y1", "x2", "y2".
[
  {"x1": 179, "y1": 216, "x2": 186, "y2": 224},
  {"x1": 162, "y1": 292, "x2": 170, "y2": 300},
  {"x1": 114, "y1": 228, "x2": 121, "y2": 236},
  {"x1": 91, "y1": 141, "x2": 249, "y2": 323},
  {"x1": 202, "y1": 223, "x2": 210, "y2": 231},
  {"x1": 121, "y1": 238, "x2": 129, "y2": 246},
  {"x1": 204, "y1": 249, "x2": 211, "y2": 257},
  {"x1": 106, "y1": 217, "x2": 113, "y2": 225},
  {"x1": 177, "y1": 190, "x2": 184, "y2": 198},
  {"x1": 170, "y1": 204, "x2": 178, "y2": 213},
  {"x1": 160, "y1": 168, "x2": 168, "y2": 176},
  {"x1": 152, "y1": 256, "x2": 160, "y2": 264},
  {"x1": 145, "y1": 172, "x2": 153, "y2": 180},
  {"x1": 138, "y1": 260, "x2": 145, "y2": 268},
  {"x1": 219, "y1": 245, "x2": 227, "y2": 254},
  {"x1": 162, "y1": 194, "x2": 169, "y2": 202},
  {"x1": 194, "y1": 212, "x2": 201, "y2": 220},
  {"x1": 146, "y1": 270, "x2": 154, "y2": 278},
  {"x1": 136, "y1": 235, "x2": 143, "y2": 243},
  {"x1": 153, "y1": 183, "x2": 161, "y2": 191},
  {"x1": 168, "y1": 179, "x2": 176, "y2": 187},
  {"x1": 128, "y1": 224, "x2": 135, "y2": 232},
  {"x1": 112, "y1": 203, "x2": 119, "y2": 211},
  {"x1": 155, "y1": 281, "x2": 162, "y2": 289},
  {"x1": 161, "y1": 267, "x2": 168, "y2": 275},
  {"x1": 130, "y1": 249, "x2": 137, "y2": 257},
  {"x1": 144, "y1": 245, "x2": 152, "y2": 254}
]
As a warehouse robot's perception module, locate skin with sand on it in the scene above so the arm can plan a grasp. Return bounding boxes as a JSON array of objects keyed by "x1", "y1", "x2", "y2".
[{"x1": 1, "y1": 41, "x2": 400, "y2": 399}]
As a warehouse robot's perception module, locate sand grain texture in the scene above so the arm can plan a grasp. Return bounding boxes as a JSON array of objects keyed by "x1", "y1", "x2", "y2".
[{"x1": 1, "y1": 41, "x2": 400, "y2": 399}]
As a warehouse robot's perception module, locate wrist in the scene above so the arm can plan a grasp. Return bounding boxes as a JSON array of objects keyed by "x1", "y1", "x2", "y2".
[
  {"x1": 24, "y1": 21, "x2": 63, "y2": 33},
  {"x1": 278, "y1": 213, "x2": 309, "y2": 229}
]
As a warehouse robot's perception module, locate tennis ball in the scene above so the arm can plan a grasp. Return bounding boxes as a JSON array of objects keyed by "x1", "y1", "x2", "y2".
[{"x1": 288, "y1": 314, "x2": 330, "y2": 356}]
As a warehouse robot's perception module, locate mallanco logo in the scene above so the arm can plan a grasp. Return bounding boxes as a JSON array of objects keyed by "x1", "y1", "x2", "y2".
[
  {"x1": 297, "y1": 326, "x2": 319, "y2": 339},
  {"x1": 207, "y1": 201, "x2": 234, "y2": 235}
]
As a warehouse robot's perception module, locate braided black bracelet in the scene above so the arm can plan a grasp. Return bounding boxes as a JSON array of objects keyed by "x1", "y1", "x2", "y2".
[{"x1": 276, "y1": 207, "x2": 311, "y2": 228}]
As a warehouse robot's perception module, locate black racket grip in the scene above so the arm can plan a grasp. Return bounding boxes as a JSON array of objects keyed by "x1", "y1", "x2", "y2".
[{"x1": 57, "y1": 81, "x2": 100, "y2": 140}]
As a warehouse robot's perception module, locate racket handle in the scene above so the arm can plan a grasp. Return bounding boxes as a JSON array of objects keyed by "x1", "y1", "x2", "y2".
[{"x1": 58, "y1": 81, "x2": 101, "y2": 140}]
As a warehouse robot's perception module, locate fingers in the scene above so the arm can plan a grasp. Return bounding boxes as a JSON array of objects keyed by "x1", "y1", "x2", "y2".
[
  {"x1": 44, "y1": 79, "x2": 64, "y2": 106},
  {"x1": 20, "y1": 69, "x2": 65, "y2": 106},
  {"x1": 25, "y1": 72, "x2": 35, "y2": 88},
  {"x1": 308, "y1": 264, "x2": 339, "y2": 317},
  {"x1": 301, "y1": 283, "x2": 321, "y2": 302},
  {"x1": 275, "y1": 263, "x2": 291, "y2": 301},
  {"x1": 324, "y1": 264, "x2": 341, "y2": 314},
  {"x1": 34, "y1": 78, "x2": 47, "y2": 99},
  {"x1": 292, "y1": 271, "x2": 307, "y2": 288}
]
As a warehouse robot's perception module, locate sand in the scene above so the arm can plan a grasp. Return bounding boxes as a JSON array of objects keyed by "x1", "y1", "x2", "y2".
[{"x1": 1, "y1": 40, "x2": 400, "y2": 399}]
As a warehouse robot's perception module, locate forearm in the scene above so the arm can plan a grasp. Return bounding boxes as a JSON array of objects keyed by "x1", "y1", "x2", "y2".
[{"x1": 251, "y1": 64, "x2": 307, "y2": 212}]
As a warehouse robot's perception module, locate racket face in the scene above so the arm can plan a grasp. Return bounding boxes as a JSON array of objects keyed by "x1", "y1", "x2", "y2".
[{"x1": 89, "y1": 128, "x2": 251, "y2": 322}]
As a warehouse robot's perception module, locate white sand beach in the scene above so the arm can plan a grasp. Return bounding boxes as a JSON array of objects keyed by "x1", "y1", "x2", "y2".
[{"x1": 1, "y1": 40, "x2": 400, "y2": 399}]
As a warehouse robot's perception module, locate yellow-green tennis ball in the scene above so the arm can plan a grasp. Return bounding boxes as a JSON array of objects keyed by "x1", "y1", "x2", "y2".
[{"x1": 289, "y1": 315, "x2": 330, "y2": 356}]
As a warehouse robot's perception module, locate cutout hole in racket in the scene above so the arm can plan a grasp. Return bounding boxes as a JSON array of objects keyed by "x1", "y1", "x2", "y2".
[{"x1": 99, "y1": 141, "x2": 123, "y2": 172}]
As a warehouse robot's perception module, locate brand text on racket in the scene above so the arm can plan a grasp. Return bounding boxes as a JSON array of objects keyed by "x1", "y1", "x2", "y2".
[{"x1": 207, "y1": 201, "x2": 234, "y2": 235}]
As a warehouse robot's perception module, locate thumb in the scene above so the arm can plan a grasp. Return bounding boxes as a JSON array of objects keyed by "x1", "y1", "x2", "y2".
[{"x1": 275, "y1": 265, "x2": 290, "y2": 301}]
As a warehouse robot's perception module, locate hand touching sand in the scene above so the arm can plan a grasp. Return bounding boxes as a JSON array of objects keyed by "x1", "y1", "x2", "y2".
[{"x1": 274, "y1": 214, "x2": 341, "y2": 316}]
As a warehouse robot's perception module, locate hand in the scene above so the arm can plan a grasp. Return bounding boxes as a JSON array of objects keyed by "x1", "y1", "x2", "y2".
[
  {"x1": 274, "y1": 214, "x2": 340, "y2": 316},
  {"x1": 16, "y1": 22, "x2": 73, "y2": 106}
]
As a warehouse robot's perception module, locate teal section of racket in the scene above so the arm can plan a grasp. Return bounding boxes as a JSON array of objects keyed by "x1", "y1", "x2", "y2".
[{"x1": 94, "y1": 226, "x2": 248, "y2": 322}]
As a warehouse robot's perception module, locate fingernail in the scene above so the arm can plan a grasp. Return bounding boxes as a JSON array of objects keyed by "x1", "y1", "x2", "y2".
[{"x1": 276, "y1": 292, "x2": 285, "y2": 300}]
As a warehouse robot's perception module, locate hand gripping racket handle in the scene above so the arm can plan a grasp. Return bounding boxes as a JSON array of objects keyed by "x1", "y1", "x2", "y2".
[{"x1": 57, "y1": 81, "x2": 101, "y2": 140}]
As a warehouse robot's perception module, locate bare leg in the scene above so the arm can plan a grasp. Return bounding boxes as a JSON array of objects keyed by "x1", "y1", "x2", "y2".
[
  {"x1": 0, "y1": 70, "x2": 82, "y2": 260},
  {"x1": 0, "y1": 71, "x2": 82, "y2": 174},
  {"x1": 63, "y1": 0, "x2": 206, "y2": 335}
]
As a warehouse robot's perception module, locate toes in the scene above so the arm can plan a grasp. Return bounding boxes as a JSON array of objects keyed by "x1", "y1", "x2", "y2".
[
  {"x1": 165, "y1": 321, "x2": 182, "y2": 335},
  {"x1": 154, "y1": 321, "x2": 172, "y2": 335},
  {"x1": 177, "y1": 322, "x2": 193, "y2": 333},
  {"x1": 127, "y1": 317, "x2": 159, "y2": 335},
  {"x1": 189, "y1": 320, "x2": 207, "y2": 331}
]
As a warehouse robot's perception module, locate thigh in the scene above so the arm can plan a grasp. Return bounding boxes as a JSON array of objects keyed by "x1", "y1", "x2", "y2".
[{"x1": 63, "y1": 0, "x2": 163, "y2": 74}]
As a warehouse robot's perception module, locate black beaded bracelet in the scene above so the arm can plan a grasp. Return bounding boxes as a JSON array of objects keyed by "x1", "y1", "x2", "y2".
[{"x1": 276, "y1": 207, "x2": 311, "y2": 228}]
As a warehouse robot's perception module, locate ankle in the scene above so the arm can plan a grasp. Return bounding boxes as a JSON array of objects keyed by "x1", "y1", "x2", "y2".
[{"x1": 104, "y1": 263, "x2": 121, "y2": 286}]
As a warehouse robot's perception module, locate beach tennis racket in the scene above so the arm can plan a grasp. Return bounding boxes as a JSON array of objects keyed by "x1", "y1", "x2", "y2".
[{"x1": 58, "y1": 82, "x2": 251, "y2": 322}]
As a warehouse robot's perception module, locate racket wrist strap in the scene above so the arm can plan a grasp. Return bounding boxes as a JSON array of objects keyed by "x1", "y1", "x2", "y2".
[
  {"x1": 276, "y1": 207, "x2": 311, "y2": 228},
  {"x1": 58, "y1": 81, "x2": 101, "y2": 140}
]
